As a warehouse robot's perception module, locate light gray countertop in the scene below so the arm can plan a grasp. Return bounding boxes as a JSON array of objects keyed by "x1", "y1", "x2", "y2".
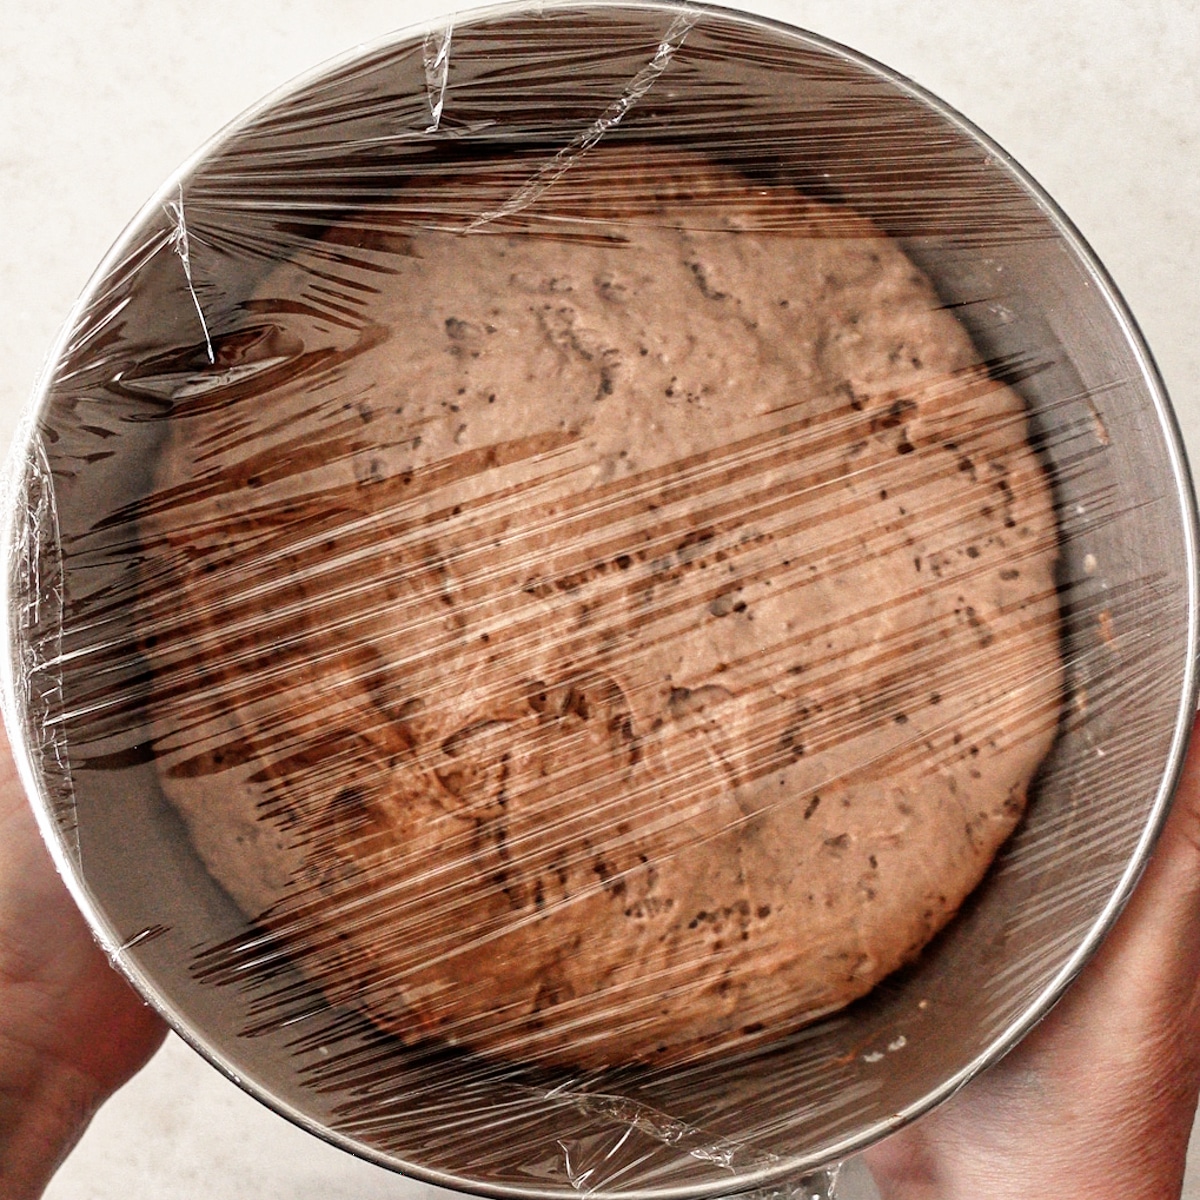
[{"x1": 3, "y1": 1, "x2": 1198, "y2": 1196}]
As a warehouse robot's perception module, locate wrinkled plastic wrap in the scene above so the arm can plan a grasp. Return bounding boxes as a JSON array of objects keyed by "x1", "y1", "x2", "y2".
[{"x1": 2, "y1": 4, "x2": 1197, "y2": 1196}]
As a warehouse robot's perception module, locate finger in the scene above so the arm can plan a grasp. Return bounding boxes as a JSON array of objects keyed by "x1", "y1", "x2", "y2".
[
  {"x1": 865, "y1": 713, "x2": 1200, "y2": 1199},
  {"x1": 0, "y1": 728, "x2": 166, "y2": 1090},
  {"x1": 1033, "y1": 711, "x2": 1200, "y2": 1069}
]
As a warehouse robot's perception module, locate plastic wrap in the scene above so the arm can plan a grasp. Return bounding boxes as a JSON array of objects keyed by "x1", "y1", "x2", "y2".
[{"x1": 1, "y1": 3, "x2": 1196, "y2": 1197}]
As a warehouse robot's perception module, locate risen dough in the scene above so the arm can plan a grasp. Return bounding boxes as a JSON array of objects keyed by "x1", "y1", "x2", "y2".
[{"x1": 141, "y1": 148, "x2": 1061, "y2": 1068}]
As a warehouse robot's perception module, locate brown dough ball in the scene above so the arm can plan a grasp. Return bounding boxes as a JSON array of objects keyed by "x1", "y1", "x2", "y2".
[{"x1": 141, "y1": 148, "x2": 1061, "y2": 1068}]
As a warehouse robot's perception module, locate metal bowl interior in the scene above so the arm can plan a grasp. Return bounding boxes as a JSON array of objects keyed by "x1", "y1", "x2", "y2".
[{"x1": 3, "y1": 3, "x2": 1196, "y2": 1196}]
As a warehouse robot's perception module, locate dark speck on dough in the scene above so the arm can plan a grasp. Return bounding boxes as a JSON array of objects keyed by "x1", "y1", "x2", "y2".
[
  {"x1": 688, "y1": 260, "x2": 727, "y2": 301},
  {"x1": 871, "y1": 398, "x2": 917, "y2": 431},
  {"x1": 709, "y1": 592, "x2": 736, "y2": 618}
]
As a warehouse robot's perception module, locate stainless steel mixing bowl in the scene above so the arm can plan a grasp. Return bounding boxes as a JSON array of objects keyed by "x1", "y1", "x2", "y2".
[{"x1": 2, "y1": 2, "x2": 1196, "y2": 1195}]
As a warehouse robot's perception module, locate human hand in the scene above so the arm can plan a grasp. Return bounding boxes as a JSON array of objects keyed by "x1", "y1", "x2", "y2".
[
  {"x1": 864, "y1": 713, "x2": 1200, "y2": 1199},
  {"x1": 0, "y1": 727, "x2": 167, "y2": 1199}
]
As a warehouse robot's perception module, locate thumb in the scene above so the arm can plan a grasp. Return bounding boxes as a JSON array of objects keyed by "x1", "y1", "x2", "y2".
[{"x1": 865, "y1": 712, "x2": 1200, "y2": 1199}]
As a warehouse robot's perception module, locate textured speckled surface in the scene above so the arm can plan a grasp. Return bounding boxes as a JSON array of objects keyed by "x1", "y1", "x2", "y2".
[{"x1": 3, "y1": 1, "x2": 1198, "y2": 1196}]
